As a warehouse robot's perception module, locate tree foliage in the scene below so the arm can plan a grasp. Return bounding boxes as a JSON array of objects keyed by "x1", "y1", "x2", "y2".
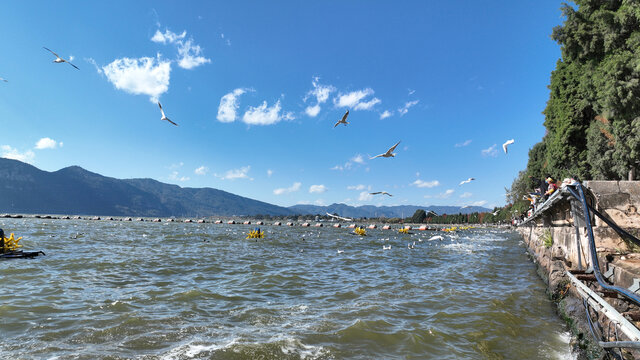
[{"x1": 508, "y1": 0, "x2": 640, "y2": 212}]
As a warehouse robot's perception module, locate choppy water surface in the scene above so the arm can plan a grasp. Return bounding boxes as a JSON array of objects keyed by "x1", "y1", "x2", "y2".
[{"x1": 0, "y1": 219, "x2": 572, "y2": 359}]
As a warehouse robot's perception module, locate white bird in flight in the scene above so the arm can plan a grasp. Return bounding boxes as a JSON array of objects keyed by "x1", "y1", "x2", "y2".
[
  {"x1": 502, "y1": 139, "x2": 515, "y2": 154},
  {"x1": 158, "y1": 102, "x2": 178, "y2": 126},
  {"x1": 459, "y1": 177, "x2": 475, "y2": 186},
  {"x1": 326, "y1": 212, "x2": 352, "y2": 222},
  {"x1": 383, "y1": 245, "x2": 391, "y2": 250},
  {"x1": 43, "y1": 47, "x2": 79, "y2": 70},
  {"x1": 370, "y1": 191, "x2": 392, "y2": 197},
  {"x1": 370, "y1": 141, "x2": 401, "y2": 159},
  {"x1": 0, "y1": 77, "x2": 7, "y2": 82},
  {"x1": 334, "y1": 110, "x2": 349, "y2": 127}
]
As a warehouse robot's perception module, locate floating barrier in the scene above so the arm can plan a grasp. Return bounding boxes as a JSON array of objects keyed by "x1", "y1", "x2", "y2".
[
  {"x1": 314, "y1": 223, "x2": 323, "y2": 227},
  {"x1": 367, "y1": 224, "x2": 377, "y2": 229},
  {"x1": 227, "y1": 220, "x2": 235, "y2": 224},
  {"x1": 333, "y1": 223, "x2": 341, "y2": 228},
  {"x1": 301, "y1": 223, "x2": 310, "y2": 227},
  {"x1": 382, "y1": 225, "x2": 391, "y2": 230},
  {"x1": 273, "y1": 221, "x2": 281, "y2": 226}
]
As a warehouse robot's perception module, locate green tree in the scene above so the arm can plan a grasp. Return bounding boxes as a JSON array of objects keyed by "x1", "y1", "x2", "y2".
[{"x1": 410, "y1": 209, "x2": 427, "y2": 223}]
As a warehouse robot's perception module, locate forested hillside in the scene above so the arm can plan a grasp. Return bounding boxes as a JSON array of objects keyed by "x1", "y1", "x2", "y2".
[{"x1": 508, "y1": 0, "x2": 640, "y2": 211}]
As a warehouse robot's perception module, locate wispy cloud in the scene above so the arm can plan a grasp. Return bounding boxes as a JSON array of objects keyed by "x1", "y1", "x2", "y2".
[
  {"x1": 194, "y1": 166, "x2": 208, "y2": 175},
  {"x1": 274, "y1": 182, "x2": 301, "y2": 195},
  {"x1": 332, "y1": 154, "x2": 366, "y2": 171},
  {"x1": 358, "y1": 191, "x2": 373, "y2": 202},
  {"x1": 460, "y1": 192, "x2": 472, "y2": 198},
  {"x1": 334, "y1": 88, "x2": 381, "y2": 110},
  {"x1": 380, "y1": 110, "x2": 393, "y2": 119},
  {"x1": 169, "y1": 162, "x2": 184, "y2": 170},
  {"x1": 102, "y1": 55, "x2": 171, "y2": 102},
  {"x1": 398, "y1": 100, "x2": 419, "y2": 116},
  {"x1": 168, "y1": 171, "x2": 190, "y2": 182},
  {"x1": 437, "y1": 189, "x2": 455, "y2": 198},
  {"x1": 304, "y1": 77, "x2": 335, "y2": 117},
  {"x1": 481, "y1": 144, "x2": 498, "y2": 157},
  {"x1": 309, "y1": 184, "x2": 327, "y2": 194},
  {"x1": 217, "y1": 88, "x2": 247, "y2": 122},
  {"x1": 35, "y1": 137, "x2": 62, "y2": 150},
  {"x1": 151, "y1": 29, "x2": 211, "y2": 70},
  {"x1": 216, "y1": 166, "x2": 252, "y2": 180},
  {"x1": 347, "y1": 184, "x2": 367, "y2": 191},
  {"x1": 1, "y1": 145, "x2": 35, "y2": 163},
  {"x1": 455, "y1": 140, "x2": 472, "y2": 147},
  {"x1": 472, "y1": 200, "x2": 488, "y2": 206},
  {"x1": 242, "y1": 100, "x2": 294, "y2": 125},
  {"x1": 411, "y1": 179, "x2": 440, "y2": 188},
  {"x1": 267, "y1": 169, "x2": 273, "y2": 177}
]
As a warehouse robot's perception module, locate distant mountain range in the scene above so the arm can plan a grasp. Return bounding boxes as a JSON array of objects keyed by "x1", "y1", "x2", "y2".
[{"x1": 0, "y1": 158, "x2": 491, "y2": 217}]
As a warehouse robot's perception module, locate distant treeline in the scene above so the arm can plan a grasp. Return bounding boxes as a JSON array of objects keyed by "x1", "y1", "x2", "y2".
[
  {"x1": 247, "y1": 208, "x2": 512, "y2": 224},
  {"x1": 507, "y1": 1, "x2": 640, "y2": 216}
]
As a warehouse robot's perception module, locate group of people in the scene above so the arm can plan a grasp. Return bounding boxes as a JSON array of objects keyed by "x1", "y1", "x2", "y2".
[{"x1": 524, "y1": 175, "x2": 560, "y2": 217}]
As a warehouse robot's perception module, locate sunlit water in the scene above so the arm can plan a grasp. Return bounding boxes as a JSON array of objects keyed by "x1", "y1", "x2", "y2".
[{"x1": 0, "y1": 218, "x2": 573, "y2": 359}]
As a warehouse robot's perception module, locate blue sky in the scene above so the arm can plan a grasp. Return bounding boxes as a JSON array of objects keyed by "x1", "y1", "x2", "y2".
[{"x1": 0, "y1": 1, "x2": 565, "y2": 209}]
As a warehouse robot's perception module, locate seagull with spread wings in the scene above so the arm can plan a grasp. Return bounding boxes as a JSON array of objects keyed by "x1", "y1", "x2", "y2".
[
  {"x1": 158, "y1": 102, "x2": 178, "y2": 126},
  {"x1": 0, "y1": 77, "x2": 7, "y2": 82},
  {"x1": 370, "y1": 191, "x2": 393, "y2": 197},
  {"x1": 459, "y1": 177, "x2": 475, "y2": 186},
  {"x1": 370, "y1": 141, "x2": 401, "y2": 159},
  {"x1": 326, "y1": 212, "x2": 353, "y2": 222},
  {"x1": 334, "y1": 110, "x2": 349, "y2": 127},
  {"x1": 502, "y1": 139, "x2": 515, "y2": 154},
  {"x1": 43, "y1": 47, "x2": 79, "y2": 70}
]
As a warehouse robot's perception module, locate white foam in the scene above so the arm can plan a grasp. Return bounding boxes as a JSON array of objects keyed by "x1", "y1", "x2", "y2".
[
  {"x1": 161, "y1": 338, "x2": 240, "y2": 360},
  {"x1": 279, "y1": 337, "x2": 327, "y2": 359}
]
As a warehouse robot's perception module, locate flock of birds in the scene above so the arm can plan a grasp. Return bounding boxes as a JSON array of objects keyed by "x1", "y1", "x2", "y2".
[
  {"x1": 0, "y1": 47, "x2": 179, "y2": 127},
  {"x1": 1, "y1": 47, "x2": 516, "y2": 208},
  {"x1": 332, "y1": 109, "x2": 515, "y2": 203}
]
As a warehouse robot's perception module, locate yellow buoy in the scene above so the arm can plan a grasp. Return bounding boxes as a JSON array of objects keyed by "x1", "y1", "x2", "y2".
[
  {"x1": 354, "y1": 227, "x2": 366, "y2": 236},
  {"x1": 246, "y1": 230, "x2": 264, "y2": 239},
  {"x1": 2, "y1": 233, "x2": 23, "y2": 252}
]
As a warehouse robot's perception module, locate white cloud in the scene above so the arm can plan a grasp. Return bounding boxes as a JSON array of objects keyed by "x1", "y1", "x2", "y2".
[
  {"x1": 380, "y1": 110, "x2": 393, "y2": 119},
  {"x1": 305, "y1": 104, "x2": 321, "y2": 117},
  {"x1": 332, "y1": 154, "x2": 366, "y2": 171},
  {"x1": 436, "y1": 189, "x2": 455, "y2": 198},
  {"x1": 314, "y1": 199, "x2": 326, "y2": 206},
  {"x1": 102, "y1": 55, "x2": 171, "y2": 102},
  {"x1": 304, "y1": 77, "x2": 335, "y2": 117},
  {"x1": 151, "y1": 29, "x2": 210, "y2": 70},
  {"x1": 455, "y1": 140, "x2": 472, "y2": 147},
  {"x1": 358, "y1": 191, "x2": 373, "y2": 202},
  {"x1": 1, "y1": 145, "x2": 35, "y2": 163},
  {"x1": 274, "y1": 182, "x2": 301, "y2": 195},
  {"x1": 35, "y1": 137, "x2": 61, "y2": 150},
  {"x1": 168, "y1": 171, "x2": 190, "y2": 182},
  {"x1": 309, "y1": 184, "x2": 327, "y2": 194},
  {"x1": 351, "y1": 154, "x2": 365, "y2": 164},
  {"x1": 334, "y1": 88, "x2": 380, "y2": 110},
  {"x1": 460, "y1": 192, "x2": 472, "y2": 198},
  {"x1": 398, "y1": 100, "x2": 419, "y2": 116},
  {"x1": 472, "y1": 200, "x2": 488, "y2": 207},
  {"x1": 151, "y1": 29, "x2": 186, "y2": 44},
  {"x1": 267, "y1": 169, "x2": 273, "y2": 177},
  {"x1": 194, "y1": 166, "x2": 208, "y2": 175},
  {"x1": 217, "y1": 88, "x2": 247, "y2": 122},
  {"x1": 411, "y1": 179, "x2": 440, "y2": 188},
  {"x1": 217, "y1": 166, "x2": 252, "y2": 180},
  {"x1": 242, "y1": 100, "x2": 294, "y2": 125},
  {"x1": 347, "y1": 184, "x2": 367, "y2": 191},
  {"x1": 177, "y1": 38, "x2": 211, "y2": 69},
  {"x1": 481, "y1": 144, "x2": 498, "y2": 157}
]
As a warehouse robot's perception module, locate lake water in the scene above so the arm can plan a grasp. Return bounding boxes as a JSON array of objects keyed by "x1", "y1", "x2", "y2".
[{"x1": 0, "y1": 218, "x2": 573, "y2": 359}]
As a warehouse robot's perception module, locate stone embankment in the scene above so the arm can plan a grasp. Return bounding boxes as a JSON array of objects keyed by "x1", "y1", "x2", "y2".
[{"x1": 518, "y1": 181, "x2": 640, "y2": 359}]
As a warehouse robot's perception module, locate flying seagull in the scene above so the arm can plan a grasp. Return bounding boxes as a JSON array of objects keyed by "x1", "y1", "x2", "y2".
[
  {"x1": 158, "y1": 102, "x2": 178, "y2": 126},
  {"x1": 370, "y1": 141, "x2": 401, "y2": 159},
  {"x1": 0, "y1": 77, "x2": 7, "y2": 82},
  {"x1": 459, "y1": 177, "x2": 475, "y2": 186},
  {"x1": 334, "y1": 110, "x2": 349, "y2": 127},
  {"x1": 502, "y1": 139, "x2": 515, "y2": 154},
  {"x1": 43, "y1": 47, "x2": 79, "y2": 70},
  {"x1": 326, "y1": 212, "x2": 353, "y2": 222},
  {"x1": 370, "y1": 191, "x2": 393, "y2": 197}
]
